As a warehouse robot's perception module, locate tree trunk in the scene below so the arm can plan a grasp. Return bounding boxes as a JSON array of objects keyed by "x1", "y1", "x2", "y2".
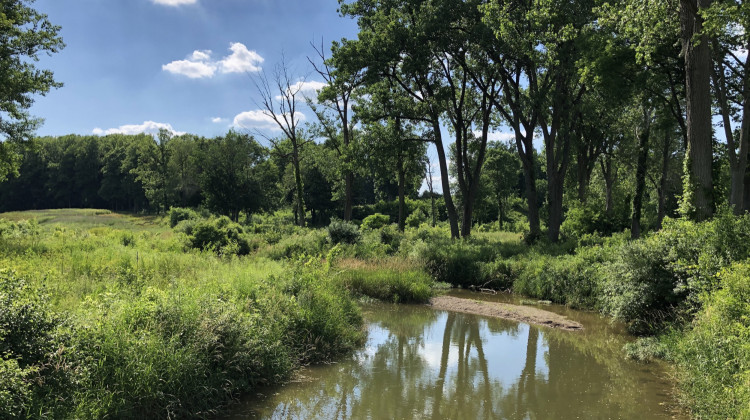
[
  {"x1": 433, "y1": 119, "x2": 460, "y2": 239},
  {"x1": 547, "y1": 168, "x2": 565, "y2": 242},
  {"x1": 631, "y1": 111, "x2": 651, "y2": 239},
  {"x1": 657, "y1": 132, "x2": 671, "y2": 229},
  {"x1": 520, "y1": 155, "x2": 541, "y2": 241},
  {"x1": 292, "y1": 144, "x2": 306, "y2": 227},
  {"x1": 344, "y1": 170, "x2": 354, "y2": 221},
  {"x1": 497, "y1": 195, "x2": 504, "y2": 231},
  {"x1": 397, "y1": 154, "x2": 406, "y2": 232},
  {"x1": 680, "y1": 0, "x2": 714, "y2": 220}
]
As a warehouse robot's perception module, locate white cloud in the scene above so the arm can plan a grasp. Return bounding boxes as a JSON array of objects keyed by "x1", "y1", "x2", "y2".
[
  {"x1": 152, "y1": 0, "x2": 197, "y2": 6},
  {"x1": 275, "y1": 80, "x2": 327, "y2": 101},
  {"x1": 232, "y1": 110, "x2": 305, "y2": 131},
  {"x1": 163, "y1": 43, "x2": 263, "y2": 79},
  {"x1": 162, "y1": 59, "x2": 216, "y2": 79},
  {"x1": 211, "y1": 117, "x2": 227, "y2": 124},
  {"x1": 93, "y1": 121, "x2": 185, "y2": 136},
  {"x1": 190, "y1": 50, "x2": 212, "y2": 61},
  {"x1": 218, "y1": 43, "x2": 264, "y2": 74}
]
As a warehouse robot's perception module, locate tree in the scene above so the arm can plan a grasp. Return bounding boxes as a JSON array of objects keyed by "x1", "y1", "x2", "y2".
[
  {"x1": 0, "y1": 0, "x2": 64, "y2": 181},
  {"x1": 254, "y1": 58, "x2": 309, "y2": 227},
  {"x1": 308, "y1": 39, "x2": 364, "y2": 221},
  {"x1": 133, "y1": 129, "x2": 174, "y2": 213},
  {"x1": 199, "y1": 131, "x2": 273, "y2": 221},
  {"x1": 680, "y1": 0, "x2": 715, "y2": 220}
]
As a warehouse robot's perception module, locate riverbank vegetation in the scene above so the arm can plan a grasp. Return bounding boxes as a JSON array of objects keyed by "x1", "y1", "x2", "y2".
[
  {"x1": 2, "y1": 0, "x2": 750, "y2": 418},
  {"x1": 1, "y1": 208, "x2": 749, "y2": 417}
]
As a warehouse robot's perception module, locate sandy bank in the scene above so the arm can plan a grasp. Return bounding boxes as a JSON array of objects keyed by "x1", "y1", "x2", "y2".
[{"x1": 429, "y1": 295, "x2": 583, "y2": 331}]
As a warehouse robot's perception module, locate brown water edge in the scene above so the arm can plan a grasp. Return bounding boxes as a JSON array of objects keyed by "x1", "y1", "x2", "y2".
[{"x1": 221, "y1": 290, "x2": 686, "y2": 419}]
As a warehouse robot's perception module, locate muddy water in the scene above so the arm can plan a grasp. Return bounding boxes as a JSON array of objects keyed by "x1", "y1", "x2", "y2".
[{"x1": 225, "y1": 290, "x2": 684, "y2": 419}]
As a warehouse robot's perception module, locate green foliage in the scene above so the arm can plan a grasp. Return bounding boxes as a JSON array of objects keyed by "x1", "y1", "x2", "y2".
[
  {"x1": 512, "y1": 246, "x2": 606, "y2": 309},
  {"x1": 405, "y1": 208, "x2": 427, "y2": 228},
  {"x1": 414, "y1": 239, "x2": 496, "y2": 288},
  {"x1": 262, "y1": 230, "x2": 328, "y2": 260},
  {"x1": 0, "y1": 0, "x2": 65, "y2": 181},
  {"x1": 670, "y1": 262, "x2": 750, "y2": 419},
  {"x1": 0, "y1": 271, "x2": 59, "y2": 367},
  {"x1": 186, "y1": 216, "x2": 254, "y2": 256},
  {"x1": 361, "y1": 213, "x2": 390, "y2": 230},
  {"x1": 0, "y1": 358, "x2": 33, "y2": 419},
  {"x1": 327, "y1": 219, "x2": 361, "y2": 244},
  {"x1": 168, "y1": 206, "x2": 199, "y2": 228},
  {"x1": 334, "y1": 261, "x2": 433, "y2": 303}
]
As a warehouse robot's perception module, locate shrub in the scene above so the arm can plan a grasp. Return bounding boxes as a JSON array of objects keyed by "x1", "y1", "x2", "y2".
[
  {"x1": 598, "y1": 236, "x2": 679, "y2": 334},
  {"x1": 405, "y1": 209, "x2": 427, "y2": 228},
  {"x1": 0, "y1": 271, "x2": 59, "y2": 367},
  {"x1": 670, "y1": 262, "x2": 750, "y2": 419},
  {"x1": 168, "y1": 207, "x2": 200, "y2": 228},
  {"x1": 512, "y1": 246, "x2": 604, "y2": 309},
  {"x1": 361, "y1": 213, "x2": 390, "y2": 231},
  {"x1": 263, "y1": 230, "x2": 328, "y2": 260},
  {"x1": 0, "y1": 358, "x2": 33, "y2": 419},
  {"x1": 187, "y1": 217, "x2": 253, "y2": 256},
  {"x1": 327, "y1": 220, "x2": 360, "y2": 245},
  {"x1": 415, "y1": 239, "x2": 496, "y2": 288}
]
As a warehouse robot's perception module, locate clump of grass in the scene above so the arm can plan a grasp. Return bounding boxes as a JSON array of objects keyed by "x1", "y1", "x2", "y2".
[{"x1": 333, "y1": 258, "x2": 434, "y2": 303}]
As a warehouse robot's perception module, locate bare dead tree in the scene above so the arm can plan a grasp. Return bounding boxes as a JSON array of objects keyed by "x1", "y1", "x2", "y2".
[{"x1": 252, "y1": 56, "x2": 309, "y2": 227}]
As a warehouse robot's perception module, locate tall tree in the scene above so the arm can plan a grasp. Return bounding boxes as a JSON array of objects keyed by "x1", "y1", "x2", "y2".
[
  {"x1": 680, "y1": 0, "x2": 715, "y2": 220},
  {"x1": 482, "y1": 0, "x2": 594, "y2": 241},
  {"x1": 308, "y1": 40, "x2": 364, "y2": 221},
  {"x1": 0, "y1": 0, "x2": 64, "y2": 181},
  {"x1": 254, "y1": 58, "x2": 309, "y2": 227}
]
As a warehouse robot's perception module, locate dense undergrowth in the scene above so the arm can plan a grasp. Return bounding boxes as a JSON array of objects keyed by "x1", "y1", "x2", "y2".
[{"x1": 1, "y1": 208, "x2": 748, "y2": 418}]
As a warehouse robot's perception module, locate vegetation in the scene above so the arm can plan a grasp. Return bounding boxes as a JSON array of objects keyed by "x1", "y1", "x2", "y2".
[{"x1": 3, "y1": 0, "x2": 750, "y2": 418}]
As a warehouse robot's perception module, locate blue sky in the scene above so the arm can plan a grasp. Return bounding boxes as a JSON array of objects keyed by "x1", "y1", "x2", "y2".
[{"x1": 30, "y1": 0, "x2": 359, "y2": 138}]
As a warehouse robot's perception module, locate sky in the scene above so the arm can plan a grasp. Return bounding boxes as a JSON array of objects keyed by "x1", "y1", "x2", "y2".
[{"x1": 29, "y1": 0, "x2": 360, "y2": 139}]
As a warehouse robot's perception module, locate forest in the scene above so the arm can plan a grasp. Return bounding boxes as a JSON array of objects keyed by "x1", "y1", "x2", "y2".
[{"x1": 1, "y1": 0, "x2": 749, "y2": 418}]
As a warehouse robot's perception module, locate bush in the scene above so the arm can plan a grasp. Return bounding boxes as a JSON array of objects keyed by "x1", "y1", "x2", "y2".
[
  {"x1": 0, "y1": 358, "x2": 33, "y2": 419},
  {"x1": 599, "y1": 237, "x2": 677, "y2": 334},
  {"x1": 670, "y1": 262, "x2": 750, "y2": 419},
  {"x1": 512, "y1": 246, "x2": 605, "y2": 309},
  {"x1": 327, "y1": 220, "x2": 360, "y2": 245},
  {"x1": 414, "y1": 239, "x2": 496, "y2": 288},
  {"x1": 188, "y1": 217, "x2": 253, "y2": 256},
  {"x1": 168, "y1": 207, "x2": 200, "y2": 228},
  {"x1": 0, "y1": 271, "x2": 59, "y2": 367},
  {"x1": 405, "y1": 209, "x2": 427, "y2": 228},
  {"x1": 361, "y1": 213, "x2": 390, "y2": 231},
  {"x1": 263, "y1": 230, "x2": 327, "y2": 260}
]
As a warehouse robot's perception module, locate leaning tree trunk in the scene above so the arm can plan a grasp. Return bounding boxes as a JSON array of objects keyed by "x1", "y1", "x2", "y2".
[
  {"x1": 680, "y1": 0, "x2": 714, "y2": 221},
  {"x1": 433, "y1": 118, "x2": 461, "y2": 239}
]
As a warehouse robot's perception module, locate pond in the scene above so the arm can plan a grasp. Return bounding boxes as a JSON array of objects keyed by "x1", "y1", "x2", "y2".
[{"x1": 224, "y1": 290, "x2": 684, "y2": 419}]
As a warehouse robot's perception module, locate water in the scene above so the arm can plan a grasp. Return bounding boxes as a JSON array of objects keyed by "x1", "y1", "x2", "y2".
[{"x1": 225, "y1": 291, "x2": 684, "y2": 419}]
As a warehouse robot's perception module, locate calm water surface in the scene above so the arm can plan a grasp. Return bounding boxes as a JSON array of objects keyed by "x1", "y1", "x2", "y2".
[{"x1": 225, "y1": 290, "x2": 684, "y2": 419}]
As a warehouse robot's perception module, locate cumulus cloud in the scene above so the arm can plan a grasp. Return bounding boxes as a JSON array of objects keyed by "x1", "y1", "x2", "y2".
[
  {"x1": 275, "y1": 80, "x2": 328, "y2": 101},
  {"x1": 211, "y1": 117, "x2": 227, "y2": 124},
  {"x1": 233, "y1": 110, "x2": 305, "y2": 131},
  {"x1": 163, "y1": 43, "x2": 263, "y2": 79},
  {"x1": 152, "y1": 0, "x2": 197, "y2": 6},
  {"x1": 93, "y1": 121, "x2": 185, "y2": 136},
  {"x1": 219, "y1": 43, "x2": 264, "y2": 74}
]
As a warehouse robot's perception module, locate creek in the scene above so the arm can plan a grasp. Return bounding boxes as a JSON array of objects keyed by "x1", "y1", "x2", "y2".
[{"x1": 225, "y1": 290, "x2": 683, "y2": 419}]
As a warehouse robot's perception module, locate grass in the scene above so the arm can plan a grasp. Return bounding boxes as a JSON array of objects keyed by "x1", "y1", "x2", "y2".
[{"x1": 0, "y1": 210, "x2": 366, "y2": 418}]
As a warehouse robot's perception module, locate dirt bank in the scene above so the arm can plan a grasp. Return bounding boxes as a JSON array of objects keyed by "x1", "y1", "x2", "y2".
[{"x1": 429, "y1": 295, "x2": 583, "y2": 331}]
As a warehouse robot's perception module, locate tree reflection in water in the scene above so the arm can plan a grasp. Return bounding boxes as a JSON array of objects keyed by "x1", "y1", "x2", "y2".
[{"x1": 227, "y1": 303, "x2": 681, "y2": 419}]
